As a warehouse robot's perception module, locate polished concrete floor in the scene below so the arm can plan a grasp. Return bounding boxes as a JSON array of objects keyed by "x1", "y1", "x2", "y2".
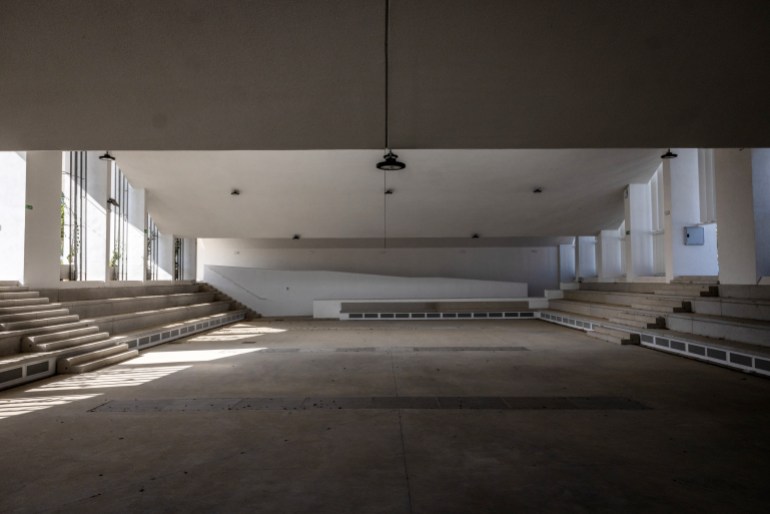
[{"x1": 1, "y1": 320, "x2": 769, "y2": 513}]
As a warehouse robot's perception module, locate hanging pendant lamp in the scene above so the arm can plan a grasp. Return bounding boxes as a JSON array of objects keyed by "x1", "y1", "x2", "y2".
[
  {"x1": 376, "y1": 0, "x2": 405, "y2": 171},
  {"x1": 661, "y1": 148, "x2": 678, "y2": 159}
]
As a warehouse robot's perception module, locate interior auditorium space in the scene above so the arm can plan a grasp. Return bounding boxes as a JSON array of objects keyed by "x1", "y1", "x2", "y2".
[{"x1": 1, "y1": 1, "x2": 770, "y2": 512}]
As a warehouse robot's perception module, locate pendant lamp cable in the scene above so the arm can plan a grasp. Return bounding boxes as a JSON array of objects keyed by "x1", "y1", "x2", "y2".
[{"x1": 383, "y1": 0, "x2": 390, "y2": 249}]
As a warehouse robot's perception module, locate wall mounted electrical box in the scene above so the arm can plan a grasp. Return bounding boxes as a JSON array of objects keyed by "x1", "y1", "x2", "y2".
[{"x1": 684, "y1": 226, "x2": 705, "y2": 245}]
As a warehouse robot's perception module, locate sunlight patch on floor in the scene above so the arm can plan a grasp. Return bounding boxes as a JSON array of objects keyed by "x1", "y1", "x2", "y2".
[
  {"x1": 0, "y1": 395, "x2": 99, "y2": 420},
  {"x1": 26, "y1": 366, "x2": 191, "y2": 392},
  {"x1": 124, "y1": 348, "x2": 264, "y2": 365}
]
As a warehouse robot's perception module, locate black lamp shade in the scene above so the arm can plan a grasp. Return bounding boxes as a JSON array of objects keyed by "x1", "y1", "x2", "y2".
[
  {"x1": 376, "y1": 151, "x2": 406, "y2": 170},
  {"x1": 99, "y1": 151, "x2": 115, "y2": 161},
  {"x1": 661, "y1": 149, "x2": 678, "y2": 159}
]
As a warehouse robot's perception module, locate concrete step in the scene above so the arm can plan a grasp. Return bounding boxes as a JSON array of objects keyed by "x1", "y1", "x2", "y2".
[
  {"x1": 0, "y1": 297, "x2": 50, "y2": 309},
  {"x1": 667, "y1": 312, "x2": 770, "y2": 348},
  {"x1": 671, "y1": 275, "x2": 719, "y2": 285},
  {"x1": 585, "y1": 327, "x2": 639, "y2": 346},
  {"x1": 565, "y1": 288, "x2": 690, "y2": 307},
  {"x1": 40, "y1": 282, "x2": 200, "y2": 303},
  {"x1": 26, "y1": 331, "x2": 111, "y2": 352},
  {"x1": 628, "y1": 303, "x2": 687, "y2": 315},
  {"x1": 0, "y1": 285, "x2": 29, "y2": 292},
  {"x1": 0, "y1": 308, "x2": 70, "y2": 324},
  {"x1": 57, "y1": 342, "x2": 133, "y2": 373},
  {"x1": 0, "y1": 314, "x2": 80, "y2": 331},
  {"x1": 0, "y1": 281, "x2": 21, "y2": 287},
  {"x1": 64, "y1": 348, "x2": 139, "y2": 374},
  {"x1": 63, "y1": 292, "x2": 216, "y2": 319},
  {"x1": 0, "y1": 302, "x2": 64, "y2": 315},
  {"x1": 23, "y1": 325, "x2": 100, "y2": 345},
  {"x1": 593, "y1": 325, "x2": 640, "y2": 345},
  {"x1": 91, "y1": 301, "x2": 232, "y2": 335},
  {"x1": 689, "y1": 297, "x2": 770, "y2": 323},
  {"x1": 0, "y1": 291, "x2": 39, "y2": 300},
  {"x1": 549, "y1": 300, "x2": 663, "y2": 326}
]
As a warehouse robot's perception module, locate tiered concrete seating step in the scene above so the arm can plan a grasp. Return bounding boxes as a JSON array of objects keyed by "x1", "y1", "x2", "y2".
[
  {"x1": 543, "y1": 280, "x2": 770, "y2": 377},
  {"x1": 57, "y1": 343, "x2": 138, "y2": 374},
  {"x1": 1, "y1": 281, "x2": 251, "y2": 388},
  {"x1": 548, "y1": 299, "x2": 665, "y2": 329}
]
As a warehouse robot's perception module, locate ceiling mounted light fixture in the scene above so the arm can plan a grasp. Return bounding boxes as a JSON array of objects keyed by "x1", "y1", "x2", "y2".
[
  {"x1": 661, "y1": 148, "x2": 678, "y2": 159},
  {"x1": 377, "y1": 151, "x2": 405, "y2": 171},
  {"x1": 376, "y1": 0, "x2": 404, "y2": 172},
  {"x1": 99, "y1": 151, "x2": 115, "y2": 161},
  {"x1": 230, "y1": 189, "x2": 241, "y2": 196},
  {"x1": 292, "y1": 234, "x2": 301, "y2": 240},
  {"x1": 377, "y1": 0, "x2": 404, "y2": 249}
]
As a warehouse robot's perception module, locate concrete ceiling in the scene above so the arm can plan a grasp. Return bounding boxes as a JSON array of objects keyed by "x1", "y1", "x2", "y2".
[
  {"x1": 1, "y1": 0, "x2": 770, "y2": 150},
  {"x1": 116, "y1": 149, "x2": 660, "y2": 238}
]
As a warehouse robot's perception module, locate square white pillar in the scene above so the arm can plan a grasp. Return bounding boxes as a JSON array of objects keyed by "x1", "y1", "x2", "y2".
[
  {"x1": 23, "y1": 152, "x2": 62, "y2": 287},
  {"x1": 714, "y1": 149, "x2": 758, "y2": 284}
]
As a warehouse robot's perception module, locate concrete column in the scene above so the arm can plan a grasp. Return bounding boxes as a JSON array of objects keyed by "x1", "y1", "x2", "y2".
[
  {"x1": 662, "y1": 149, "x2": 719, "y2": 281},
  {"x1": 714, "y1": 149, "x2": 758, "y2": 284},
  {"x1": 624, "y1": 183, "x2": 653, "y2": 279},
  {"x1": 23, "y1": 152, "x2": 62, "y2": 287},
  {"x1": 183, "y1": 238, "x2": 197, "y2": 280},
  {"x1": 576, "y1": 236, "x2": 597, "y2": 279},
  {"x1": 596, "y1": 229, "x2": 623, "y2": 280},
  {"x1": 751, "y1": 149, "x2": 770, "y2": 280},
  {"x1": 127, "y1": 187, "x2": 146, "y2": 281},
  {"x1": 157, "y1": 231, "x2": 175, "y2": 280},
  {"x1": 0, "y1": 152, "x2": 27, "y2": 282},
  {"x1": 558, "y1": 243, "x2": 575, "y2": 284}
]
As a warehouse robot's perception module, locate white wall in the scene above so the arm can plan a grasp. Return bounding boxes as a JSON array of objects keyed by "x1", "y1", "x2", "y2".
[
  {"x1": 596, "y1": 229, "x2": 623, "y2": 280},
  {"x1": 0, "y1": 152, "x2": 26, "y2": 281},
  {"x1": 198, "y1": 239, "x2": 558, "y2": 296},
  {"x1": 663, "y1": 149, "x2": 719, "y2": 279},
  {"x1": 24, "y1": 152, "x2": 62, "y2": 287},
  {"x1": 204, "y1": 265, "x2": 528, "y2": 317},
  {"x1": 624, "y1": 183, "x2": 654, "y2": 278},
  {"x1": 576, "y1": 236, "x2": 597, "y2": 279},
  {"x1": 752, "y1": 149, "x2": 770, "y2": 278},
  {"x1": 715, "y1": 149, "x2": 757, "y2": 284}
]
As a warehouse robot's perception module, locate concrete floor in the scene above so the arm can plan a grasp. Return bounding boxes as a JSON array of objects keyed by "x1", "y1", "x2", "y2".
[{"x1": 1, "y1": 320, "x2": 769, "y2": 513}]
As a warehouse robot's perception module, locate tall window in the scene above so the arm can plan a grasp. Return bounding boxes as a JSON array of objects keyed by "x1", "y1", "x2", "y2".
[
  {"x1": 174, "y1": 237, "x2": 184, "y2": 280},
  {"x1": 109, "y1": 165, "x2": 130, "y2": 280},
  {"x1": 146, "y1": 215, "x2": 159, "y2": 280},
  {"x1": 698, "y1": 149, "x2": 717, "y2": 223},
  {"x1": 649, "y1": 165, "x2": 665, "y2": 276},
  {"x1": 61, "y1": 151, "x2": 87, "y2": 281}
]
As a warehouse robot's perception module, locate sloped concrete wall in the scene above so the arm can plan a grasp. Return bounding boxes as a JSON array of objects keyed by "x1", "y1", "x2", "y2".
[{"x1": 204, "y1": 265, "x2": 528, "y2": 317}]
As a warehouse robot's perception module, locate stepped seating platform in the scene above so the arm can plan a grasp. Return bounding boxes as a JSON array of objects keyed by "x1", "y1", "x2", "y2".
[
  {"x1": 0, "y1": 281, "x2": 251, "y2": 389},
  {"x1": 337, "y1": 298, "x2": 541, "y2": 320},
  {"x1": 542, "y1": 280, "x2": 770, "y2": 378}
]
